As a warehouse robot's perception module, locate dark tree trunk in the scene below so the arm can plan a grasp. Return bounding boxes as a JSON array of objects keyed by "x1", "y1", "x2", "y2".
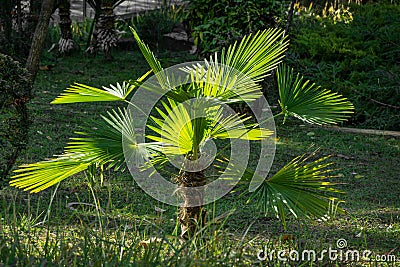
[
  {"x1": 0, "y1": 0, "x2": 54, "y2": 181},
  {"x1": 0, "y1": 0, "x2": 13, "y2": 55},
  {"x1": 28, "y1": 0, "x2": 43, "y2": 40},
  {"x1": 177, "y1": 171, "x2": 207, "y2": 239},
  {"x1": 58, "y1": 0, "x2": 75, "y2": 53},
  {"x1": 26, "y1": 0, "x2": 56, "y2": 81},
  {"x1": 0, "y1": 0, "x2": 33, "y2": 61},
  {"x1": 97, "y1": 1, "x2": 116, "y2": 60},
  {"x1": 16, "y1": 0, "x2": 23, "y2": 33}
]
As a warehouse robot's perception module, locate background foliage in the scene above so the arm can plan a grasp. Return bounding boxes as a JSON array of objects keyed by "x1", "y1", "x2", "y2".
[
  {"x1": 0, "y1": 54, "x2": 32, "y2": 183},
  {"x1": 287, "y1": 2, "x2": 400, "y2": 130},
  {"x1": 185, "y1": 0, "x2": 288, "y2": 56},
  {"x1": 0, "y1": 0, "x2": 41, "y2": 62},
  {"x1": 181, "y1": 0, "x2": 400, "y2": 130}
]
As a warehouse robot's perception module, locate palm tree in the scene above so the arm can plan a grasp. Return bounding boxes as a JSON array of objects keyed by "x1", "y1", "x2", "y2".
[
  {"x1": 58, "y1": 0, "x2": 76, "y2": 53},
  {"x1": 86, "y1": 0, "x2": 125, "y2": 60},
  {"x1": 10, "y1": 28, "x2": 354, "y2": 238}
]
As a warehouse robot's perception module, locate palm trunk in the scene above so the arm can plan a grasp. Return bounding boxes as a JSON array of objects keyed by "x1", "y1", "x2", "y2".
[
  {"x1": 58, "y1": 0, "x2": 75, "y2": 53},
  {"x1": 177, "y1": 171, "x2": 207, "y2": 239},
  {"x1": 92, "y1": 0, "x2": 116, "y2": 60}
]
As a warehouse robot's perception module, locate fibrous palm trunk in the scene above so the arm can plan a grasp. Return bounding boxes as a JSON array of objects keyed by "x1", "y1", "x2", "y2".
[
  {"x1": 58, "y1": 0, "x2": 75, "y2": 53},
  {"x1": 176, "y1": 171, "x2": 207, "y2": 239},
  {"x1": 89, "y1": 0, "x2": 117, "y2": 60}
]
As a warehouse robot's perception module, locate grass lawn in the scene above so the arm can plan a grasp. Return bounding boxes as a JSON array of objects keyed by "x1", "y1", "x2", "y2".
[{"x1": 0, "y1": 49, "x2": 399, "y2": 266}]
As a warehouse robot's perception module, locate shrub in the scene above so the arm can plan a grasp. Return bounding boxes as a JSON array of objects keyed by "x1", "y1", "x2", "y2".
[
  {"x1": 186, "y1": 0, "x2": 288, "y2": 56},
  {"x1": 121, "y1": 4, "x2": 186, "y2": 48},
  {"x1": 0, "y1": 54, "x2": 32, "y2": 182},
  {"x1": 287, "y1": 3, "x2": 400, "y2": 130}
]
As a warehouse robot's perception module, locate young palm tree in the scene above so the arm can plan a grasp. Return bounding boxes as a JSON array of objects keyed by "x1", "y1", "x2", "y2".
[{"x1": 10, "y1": 28, "x2": 354, "y2": 238}]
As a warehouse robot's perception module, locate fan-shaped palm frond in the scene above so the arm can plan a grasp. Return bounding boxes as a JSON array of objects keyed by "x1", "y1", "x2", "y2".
[
  {"x1": 10, "y1": 108, "x2": 158, "y2": 193},
  {"x1": 130, "y1": 27, "x2": 171, "y2": 89},
  {"x1": 277, "y1": 65, "x2": 354, "y2": 125},
  {"x1": 10, "y1": 155, "x2": 91, "y2": 193},
  {"x1": 66, "y1": 108, "x2": 135, "y2": 170},
  {"x1": 220, "y1": 29, "x2": 289, "y2": 83},
  {"x1": 209, "y1": 112, "x2": 273, "y2": 140},
  {"x1": 181, "y1": 62, "x2": 263, "y2": 103},
  {"x1": 51, "y1": 71, "x2": 151, "y2": 104},
  {"x1": 147, "y1": 99, "x2": 273, "y2": 156},
  {"x1": 250, "y1": 153, "x2": 345, "y2": 227},
  {"x1": 52, "y1": 83, "x2": 123, "y2": 103},
  {"x1": 180, "y1": 29, "x2": 288, "y2": 103},
  {"x1": 130, "y1": 27, "x2": 162, "y2": 74},
  {"x1": 132, "y1": 28, "x2": 287, "y2": 103},
  {"x1": 147, "y1": 99, "x2": 211, "y2": 155},
  {"x1": 70, "y1": 108, "x2": 161, "y2": 166}
]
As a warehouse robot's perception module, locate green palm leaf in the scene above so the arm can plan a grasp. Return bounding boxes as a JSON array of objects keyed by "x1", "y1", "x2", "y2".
[
  {"x1": 130, "y1": 27, "x2": 163, "y2": 75},
  {"x1": 131, "y1": 28, "x2": 287, "y2": 103},
  {"x1": 51, "y1": 71, "x2": 151, "y2": 104},
  {"x1": 10, "y1": 108, "x2": 158, "y2": 193},
  {"x1": 147, "y1": 99, "x2": 201, "y2": 155},
  {"x1": 66, "y1": 108, "x2": 135, "y2": 170},
  {"x1": 180, "y1": 29, "x2": 288, "y2": 103},
  {"x1": 10, "y1": 155, "x2": 91, "y2": 193},
  {"x1": 130, "y1": 27, "x2": 171, "y2": 90},
  {"x1": 277, "y1": 65, "x2": 354, "y2": 125},
  {"x1": 209, "y1": 112, "x2": 273, "y2": 140},
  {"x1": 181, "y1": 62, "x2": 263, "y2": 103},
  {"x1": 220, "y1": 28, "x2": 289, "y2": 83},
  {"x1": 147, "y1": 99, "x2": 273, "y2": 156},
  {"x1": 130, "y1": 27, "x2": 198, "y2": 103},
  {"x1": 250, "y1": 153, "x2": 345, "y2": 227}
]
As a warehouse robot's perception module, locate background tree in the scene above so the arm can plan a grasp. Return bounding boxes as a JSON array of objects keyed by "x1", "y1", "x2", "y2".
[
  {"x1": 0, "y1": 0, "x2": 56, "y2": 182},
  {"x1": 57, "y1": 0, "x2": 76, "y2": 53},
  {"x1": 86, "y1": 0, "x2": 125, "y2": 60},
  {"x1": 26, "y1": 0, "x2": 57, "y2": 81},
  {"x1": 0, "y1": 54, "x2": 31, "y2": 183},
  {"x1": 0, "y1": 0, "x2": 37, "y2": 62}
]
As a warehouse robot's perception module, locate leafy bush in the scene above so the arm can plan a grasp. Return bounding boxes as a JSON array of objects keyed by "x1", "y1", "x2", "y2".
[
  {"x1": 287, "y1": 3, "x2": 400, "y2": 130},
  {"x1": 0, "y1": 54, "x2": 32, "y2": 182},
  {"x1": 0, "y1": 0, "x2": 34, "y2": 62},
  {"x1": 186, "y1": 0, "x2": 288, "y2": 56},
  {"x1": 117, "y1": 4, "x2": 186, "y2": 48},
  {"x1": 131, "y1": 12, "x2": 175, "y2": 47}
]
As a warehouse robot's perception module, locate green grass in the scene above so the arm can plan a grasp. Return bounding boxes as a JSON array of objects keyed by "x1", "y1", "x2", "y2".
[{"x1": 0, "y1": 49, "x2": 399, "y2": 266}]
